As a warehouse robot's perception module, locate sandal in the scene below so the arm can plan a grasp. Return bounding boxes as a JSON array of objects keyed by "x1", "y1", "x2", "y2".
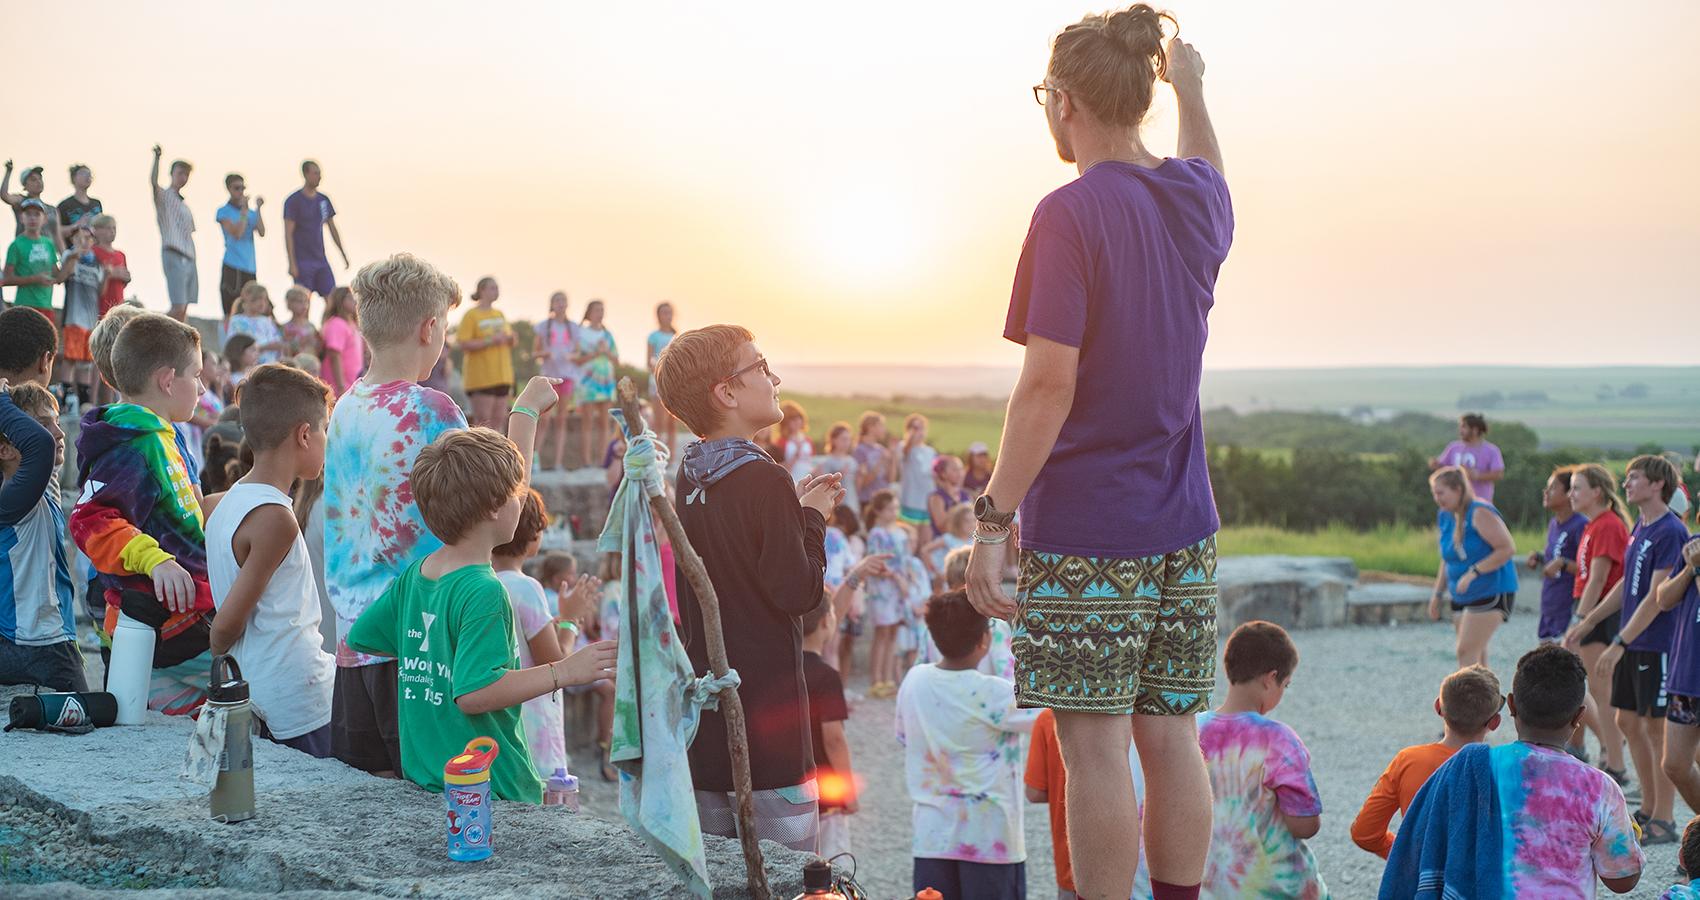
[
  {"x1": 598, "y1": 740, "x2": 618, "y2": 783},
  {"x1": 1642, "y1": 818, "x2": 1680, "y2": 845}
]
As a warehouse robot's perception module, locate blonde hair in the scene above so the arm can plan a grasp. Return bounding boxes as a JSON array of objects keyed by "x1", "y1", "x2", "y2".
[
  {"x1": 1048, "y1": 5, "x2": 1173, "y2": 128},
  {"x1": 112, "y1": 314, "x2": 200, "y2": 396},
  {"x1": 1572, "y1": 463, "x2": 1632, "y2": 527},
  {"x1": 412, "y1": 427, "x2": 526, "y2": 544},
  {"x1": 946, "y1": 502, "x2": 975, "y2": 534},
  {"x1": 0, "y1": 383, "x2": 57, "y2": 450},
  {"x1": 237, "y1": 281, "x2": 269, "y2": 310},
  {"x1": 284, "y1": 285, "x2": 310, "y2": 308},
  {"x1": 943, "y1": 545, "x2": 972, "y2": 590},
  {"x1": 90, "y1": 214, "x2": 115, "y2": 229},
  {"x1": 1429, "y1": 466, "x2": 1478, "y2": 556},
  {"x1": 89, "y1": 304, "x2": 151, "y2": 390},
  {"x1": 654, "y1": 324, "x2": 756, "y2": 436},
  {"x1": 351, "y1": 253, "x2": 458, "y2": 350}
]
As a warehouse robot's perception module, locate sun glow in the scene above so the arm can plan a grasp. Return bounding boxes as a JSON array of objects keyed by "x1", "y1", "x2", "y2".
[{"x1": 805, "y1": 186, "x2": 926, "y2": 285}]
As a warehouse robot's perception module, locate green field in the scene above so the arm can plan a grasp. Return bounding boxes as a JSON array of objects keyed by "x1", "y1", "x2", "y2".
[
  {"x1": 786, "y1": 392, "x2": 1006, "y2": 457},
  {"x1": 1217, "y1": 523, "x2": 1548, "y2": 577}
]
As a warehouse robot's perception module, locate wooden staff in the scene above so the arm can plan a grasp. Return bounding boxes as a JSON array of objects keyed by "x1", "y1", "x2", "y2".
[{"x1": 616, "y1": 378, "x2": 770, "y2": 900}]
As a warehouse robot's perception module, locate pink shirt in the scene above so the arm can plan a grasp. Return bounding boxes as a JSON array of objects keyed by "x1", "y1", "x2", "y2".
[{"x1": 320, "y1": 316, "x2": 364, "y2": 396}]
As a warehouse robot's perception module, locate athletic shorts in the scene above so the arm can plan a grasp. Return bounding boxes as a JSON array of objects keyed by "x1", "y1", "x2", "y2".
[
  {"x1": 219, "y1": 264, "x2": 256, "y2": 317},
  {"x1": 331, "y1": 661, "x2": 402, "y2": 774},
  {"x1": 161, "y1": 249, "x2": 197, "y2": 309},
  {"x1": 912, "y1": 858, "x2": 1026, "y2": 900},
  {"x1": 695, "y1": 781, "x2": 818, "y2": 852},
  {"x1": 898, "y1": 505, "x2": 929, "y2": 527},
  {"x1": 1668, "y1": 692, "x2": 1700, "y2": 728},
  {"x1": 0, "y1": 636, "x2": 89, "y2": 693},
  {"x1": 1451, "y1": 591, "x2": 1515, "y2": 623},
  {"x1": 1012, "y1": 534, "x2": 1219, "y2": 716},
  {"x1": 466, "y1": 384, "x2": 511, "y2": 399},
  {"x1": 1611, "y1": 649, "x2": 1669, "y2": 716},
  {"x1": 62, "y1": 325, "x2": 91, "y2": 363},
  {"x1": 553, "y1": 380, "x2": 576, "y2": 405},
  {"x1": 295, "y1": 259, "x2": 335, "y2": 299},
  {"x1": 1581, "y1": 611, "x2": 1622, "y2": 647}
]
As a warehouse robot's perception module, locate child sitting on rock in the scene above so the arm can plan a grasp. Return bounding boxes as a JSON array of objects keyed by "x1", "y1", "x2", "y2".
[
  {"x1": 346, "y1": 428, "x2": 615, "y2": 802},
  {"x1": 1351, "y1": 665, "x2": 1502, "y2": 858}
]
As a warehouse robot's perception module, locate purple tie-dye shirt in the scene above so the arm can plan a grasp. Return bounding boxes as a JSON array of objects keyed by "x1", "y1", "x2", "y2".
[
  {"x1": 1197, "y1": 711, "x2": 1327, "y2": 900},
  {"x1": 1488, "y1": 742, "x2": 1642, "y2": 897},
  {"x1": 324, "y1": 379, "x2": 467, "y2": 667}
]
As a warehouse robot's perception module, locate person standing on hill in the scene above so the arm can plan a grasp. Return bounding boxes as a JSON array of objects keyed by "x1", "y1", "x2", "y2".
[
  {"x1": 2, "y1": 163, "x2": 62, "y2": 247},
  {"x1": 283, "y1": 160, "x2": 349, "y2": 303},
  {"x1": 150, "y1": 145, "x2": 198, "y2": 321},
  {"x1": 215, "y1": 173, "x2": 265, "y2": 328},
  {"x1": 965, "y1": 7, "x2": 1231, "y2": 900},
  {"x1": 57, "y1": 165, "x2": 102, "y2": 249},
  {"x1": 1430, "y1": 413, "x2": 1504, "y2": 502}
]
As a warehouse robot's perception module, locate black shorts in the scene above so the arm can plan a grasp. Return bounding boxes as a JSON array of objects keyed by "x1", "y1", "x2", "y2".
[
  {"x1": 0, "y1": 637, "x2": 89, "y2": 693},
  {"x1": 466, "y1": 384, "x2": 512, "y2": 398},
  {"x1": 331, "y1": 661, "x2": 401, "y2": 774},
  {"x1": 219, "y1": 264, "x2": 256, "y2": 317},
  {"x1": 1451, "y1": 592, "x2": 1515, "y2": 622},
  {"x1": 1611, "y1": 649, "x2": 1669, "y2": 716},
  {"x1": 1581, "y1": 611, "x2": 1622, "y2": 647},
  {"x1": 1668, "y1": 692, "x2": 1700, "y2": 728}
]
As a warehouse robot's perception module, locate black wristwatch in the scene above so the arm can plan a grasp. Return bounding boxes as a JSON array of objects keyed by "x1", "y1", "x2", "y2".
[{"x1": 973, "y1": 494, "x2": 1017, "y2": 528}]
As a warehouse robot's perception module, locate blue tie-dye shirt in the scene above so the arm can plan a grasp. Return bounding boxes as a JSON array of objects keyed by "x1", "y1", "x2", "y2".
[
  {"x1": 1488, "y1": 742, "x2": 1643, "y2": 898},
  {"x1": 324, "y1": 378, "x2": 466, "y2": 667}
]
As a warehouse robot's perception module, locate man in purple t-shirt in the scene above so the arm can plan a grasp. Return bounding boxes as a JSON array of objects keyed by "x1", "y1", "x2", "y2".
[
  {"x1": 283, "y1": 159, "x2": 349, "y2": 302},
  {"x1": 1430, "y1": 412, "x2": 1505, "y2": 502},
  {"x1": 965, "y1": 11, "x2": 1230, "y2": 900}
]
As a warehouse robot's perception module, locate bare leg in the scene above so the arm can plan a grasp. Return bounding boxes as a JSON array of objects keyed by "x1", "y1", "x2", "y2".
[
  {"x1": 1647, "y1": 715, "x2": 1675, "y2": 822},
  {"x1": 1055, "y1": 711, "x2": 1139, "y2": 900},
  {"x1": 837, "y1": 626, "x2": 855, "y2": 679},
  {"x1": 1130, "y1": 713, "x2": 1212, "y2": 890},
  {"x1": 1579, "y1": 642, "x2": 1626, "y2": 769},
  {"x1": 1619, "y1": 710, "x2": 1656, "y2": 816},
  {"x1": 1453, "y1": 611, "x2": 1500, "y2": 670},
  {"x1": 1668, "y1": 721, "x2": 1700, "y2": 811},
  {"x1": 580, "y1": 404, "x2": 596, "y2": 469}
]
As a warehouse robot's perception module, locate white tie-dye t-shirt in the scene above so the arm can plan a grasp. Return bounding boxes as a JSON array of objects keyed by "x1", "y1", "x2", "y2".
[{"x1": 324, "y1": 379, "x2": 467, "y2": 667}]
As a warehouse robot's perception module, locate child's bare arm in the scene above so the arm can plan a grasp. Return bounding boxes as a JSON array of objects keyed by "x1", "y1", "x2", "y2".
[
  {"x1": 209, "y1": 505, "x2": 297, "y2": 656},
  {"x1": 1281, "y1": 812, "x2": 1321, "y2": 840},
  {"x1": 821, "y1": 719, "x2": 857, "y2": 813},
  {"x1": 508, "y1": 376, "x2": 561, "y2": 477},
  {"x1": 455, "y1": 640, "x2": 616, "y2": 715},
  {"x1": 525, "y1": 622, "x2": 567, "y2": 667}
]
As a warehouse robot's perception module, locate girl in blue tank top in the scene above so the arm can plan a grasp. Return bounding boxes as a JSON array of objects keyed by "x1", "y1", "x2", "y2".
[{"x1": 1430, "y1": 466, "x2": 1520, "y2": 669}]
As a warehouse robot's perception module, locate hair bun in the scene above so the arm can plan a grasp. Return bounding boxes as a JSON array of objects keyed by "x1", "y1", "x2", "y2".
[{"x1": 1104, "y1": 4, "x2": 1170, "y2": 63}]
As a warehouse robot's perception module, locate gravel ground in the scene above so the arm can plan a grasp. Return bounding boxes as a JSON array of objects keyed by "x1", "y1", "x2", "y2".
[{"x1": 573, "y1": 601, "x2": 1690, "y2": 899}]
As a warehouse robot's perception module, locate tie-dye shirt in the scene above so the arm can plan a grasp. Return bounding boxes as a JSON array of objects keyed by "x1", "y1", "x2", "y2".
[
  {"x1": 894, "y1": 664, "x2": 1039, "y2": 863},
  {"x1": 1488, "y1": 742, "x2": 1643, "y2": 898},
  {"x1": 1661, "y1": 884, "x2": 1700, "y2": 900},
  {"x1": 1197, "y1": 711, "x2": 1327, "y2": 900},
  {"x1": 323, "y1": 379, "x2": 467, "y2": 667}
]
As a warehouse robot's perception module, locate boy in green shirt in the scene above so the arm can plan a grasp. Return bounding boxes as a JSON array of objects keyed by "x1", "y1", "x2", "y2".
[
  {"x1": 347, "y1": 426, "x2": 616, "y2": 802},
  {"x1": 4, "y1": 200, "x2": 78, "y2": 310}
]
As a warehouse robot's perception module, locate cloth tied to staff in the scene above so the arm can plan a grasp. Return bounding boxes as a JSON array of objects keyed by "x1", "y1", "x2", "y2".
[{"x1": 600, "y1": 409, "x2": 740, "y2": 899}]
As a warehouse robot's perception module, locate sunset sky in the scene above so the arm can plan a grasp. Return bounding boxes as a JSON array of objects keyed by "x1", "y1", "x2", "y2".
[{"x1": 6, "y1": 1, "x2": 1696, "y2": 370}]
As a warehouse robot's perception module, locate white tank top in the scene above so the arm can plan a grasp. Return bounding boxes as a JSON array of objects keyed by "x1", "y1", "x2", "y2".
[{"x1": 205, "y1": 479, "x2": 335, "y2": 739}]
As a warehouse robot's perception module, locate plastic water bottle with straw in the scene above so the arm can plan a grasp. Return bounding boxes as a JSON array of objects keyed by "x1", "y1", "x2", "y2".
[{"x1": 444, "y1": 737, "x2": 500, "y2": 861}]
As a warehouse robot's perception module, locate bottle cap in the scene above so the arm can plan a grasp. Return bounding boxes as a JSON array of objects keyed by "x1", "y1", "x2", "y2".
[
  {"x1": 209, "y1": 654, "x2": 249, "y2": 703},
  {"x1": 916, "y1": 890, "x2": 943, "y2": 900},
  {"x1": 445, "y1": 736, "x2": 500, "y2": 784},
  {"x1": 802, "y1": 858, "x2": 833, "y2": 892}
]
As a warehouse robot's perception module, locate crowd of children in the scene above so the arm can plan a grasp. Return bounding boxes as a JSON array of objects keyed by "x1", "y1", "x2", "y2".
[{"x1": 13, "y1": 248, "x2": 1700, "y2": 900}]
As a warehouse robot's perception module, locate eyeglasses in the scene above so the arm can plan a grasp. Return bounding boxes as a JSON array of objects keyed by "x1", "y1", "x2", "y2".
[
  {"x1": 720, "y1": 356, "x2": 772, "y2": 385},
  {"x1": 1032, "y1": 83, "x2": 1061, "y2": 107}
]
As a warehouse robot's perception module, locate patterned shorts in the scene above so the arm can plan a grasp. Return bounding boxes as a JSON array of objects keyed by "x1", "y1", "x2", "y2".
[{"x1": 1012, "y1": 535, "x2": 1219, "y2": 716}]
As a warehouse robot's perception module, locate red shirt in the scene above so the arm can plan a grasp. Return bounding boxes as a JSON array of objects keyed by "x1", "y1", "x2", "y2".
[
  {"x1": 90, "y1": 245, "x2": 127, "y2": 317},
  {"x1": 1574, "y1": 512, "x2": 1629, "y2": 600}
]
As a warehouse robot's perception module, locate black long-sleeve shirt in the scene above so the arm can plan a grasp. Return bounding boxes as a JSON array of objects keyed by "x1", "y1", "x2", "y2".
[{"x1": 676, "y1": 458, "x2": 827, "y2": 792}]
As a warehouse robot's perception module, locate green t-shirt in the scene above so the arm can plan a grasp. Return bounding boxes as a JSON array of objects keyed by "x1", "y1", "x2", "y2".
[
  {"x1": 6, "y1": 235, "x2": 58, "y2": 308},
  {"x1": 346, "y1": 560, "x2": 543, "y2": 803}
]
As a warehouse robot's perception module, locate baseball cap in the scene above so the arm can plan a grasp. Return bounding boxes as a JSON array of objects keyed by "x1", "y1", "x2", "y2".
[
  {"x1": 17, "y1": 165, "x2": 43, "y2": 181},
  {"x1": 19, "y1": 198, "x2": 47, "y2": 212},
  {"x1": 1673, "y1": 483, "x2": 1691, "y2": 519},
  {"x1": 968, "y1": 441, "x2": 989, "y2": 454}
]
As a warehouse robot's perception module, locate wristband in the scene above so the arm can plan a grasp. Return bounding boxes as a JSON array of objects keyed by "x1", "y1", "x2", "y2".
[
  {"x1": 972, "y1": 529, "x2": 1010, "y2": 546},
  {"x1": 845, "y1": 574, "x2": 863, "y2": 591},
  {"x1": 511, "y1": 404, "x2": 540, "y2": 420},
  {"x1": 549, "y1": 661, "x2": 563, "y2": 691},
  {"x1": 554, "y1": 619, "x2": 580, "y2": 634},
  {"x1": 1612, "y1": 635, "x2": 1626, "y2": 648}
]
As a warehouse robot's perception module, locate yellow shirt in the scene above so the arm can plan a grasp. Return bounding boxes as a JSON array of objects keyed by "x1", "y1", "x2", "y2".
[{"x1": 456, "y1": 306, "x2": 514, "y2": 392}]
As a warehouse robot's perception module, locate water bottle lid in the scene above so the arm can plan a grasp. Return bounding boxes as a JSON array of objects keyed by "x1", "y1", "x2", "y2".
[
  {"x1": 445, "y1": 736, "x2": 500, "y2": 783},
  {"x1": 916, "y1": 890, "x2": 943, "y2": 900},
  {"x1": 547, "y1": 769, "x2": 578, "y2": 790},
  {"x1": 209, "y1": 654, "x2": 248, "y2": 703},
  {"x1": 802, "y1": 858, "x2": 833, "y2": 891}
]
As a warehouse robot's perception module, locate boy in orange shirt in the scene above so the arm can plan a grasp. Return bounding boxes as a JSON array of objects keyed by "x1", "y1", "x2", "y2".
[{"x1": 1351, "y1": 664, "x2": 1503, "y2": 858}]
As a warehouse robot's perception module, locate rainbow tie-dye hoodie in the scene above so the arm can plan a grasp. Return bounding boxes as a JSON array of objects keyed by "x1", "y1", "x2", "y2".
[{"x1": 70, "y1": 403, "x2": 211, "y2": 639}]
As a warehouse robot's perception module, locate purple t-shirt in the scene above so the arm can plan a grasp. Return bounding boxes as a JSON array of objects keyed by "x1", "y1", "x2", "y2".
[
  {"x1": 283, "y1": 189, "x2": 335, "y2": 266},
  {"x1": 1003, "y1": 158, "x2": 1232, "y2": 557},
  {"x1": 1664, "y1": 534, "x2": 1700, "y2": 697},
  {"x1": 1622, "y1": 511, "x2": 1688, "y2": 653},
  {"x1": 1538, "y1": 513, "x2": 1587, "y2": 640},
  {"x1": 1437, "y1": 440, "x2": 1504, "y2": 502}
]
